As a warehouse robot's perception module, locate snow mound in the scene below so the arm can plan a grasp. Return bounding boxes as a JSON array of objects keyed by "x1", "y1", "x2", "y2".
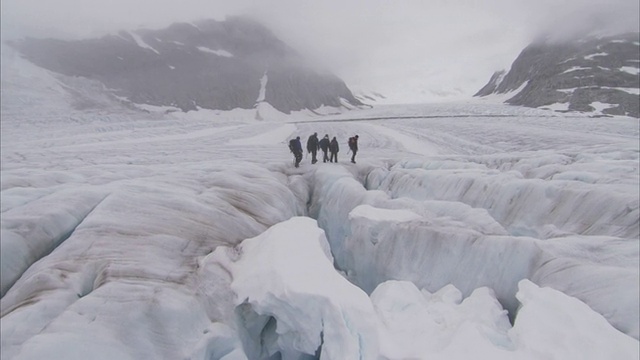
[
  {"x1": 216, "y1": 216, "x2": 378, "y2": 359},
  {"x1": 206, "y1": 217, "x2": 638, "y2": 359}
]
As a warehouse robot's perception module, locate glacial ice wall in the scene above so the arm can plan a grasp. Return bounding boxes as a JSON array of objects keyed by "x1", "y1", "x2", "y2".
[
  {"x1": 206, "y1": 216, "x2": 638, "y2": 359},
  {"x1": 310, "y1": 158, "x2": 639, "y2": 338},
  {"x1": 0, "y1": 164, "x2": 306, "y2": 359},
  {"x1": 369, "y1": 157, "x2": 638, "y2": 238}
]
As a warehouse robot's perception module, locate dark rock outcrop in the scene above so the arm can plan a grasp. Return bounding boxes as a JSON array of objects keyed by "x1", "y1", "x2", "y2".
[
  {"x1": 9, "y1": 17, "x2": 362, "y2": 114},
  {"x1": 475, "y1": 33, "x2": 640, "y2": 117}
]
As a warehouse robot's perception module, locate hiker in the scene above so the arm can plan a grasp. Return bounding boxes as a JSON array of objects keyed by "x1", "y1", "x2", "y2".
[
  {"x1": 329, "y1": 136, "x2": 339, "y2": 163},
  {"x1": 307, "y1": 132, "x2": 320, "y2": 164},
  {"x1": 289, "y1": 136, "x2": 303, "y2": 168},
  {"x1": 348, "y1": 135, "x2": 359, "y2": 163},
  {"x1": 319, "y1": 134, "x2": 330, "y2": 163}
]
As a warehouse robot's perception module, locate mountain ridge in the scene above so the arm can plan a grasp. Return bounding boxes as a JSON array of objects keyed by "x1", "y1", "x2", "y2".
[
  {"x1": 475, "y1": 32, "x2": 640, "y2": 118},
  {"x1": 8, "y1": 16, "x2": 363, "y2": 115}
]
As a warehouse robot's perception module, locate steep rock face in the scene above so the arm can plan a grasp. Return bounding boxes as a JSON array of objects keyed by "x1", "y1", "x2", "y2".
[
  {"x1": 476, "y1": 33, "x2": 640, "y2": 117},
  {"x1": 9, "y1": 17, "x2": 362, "y2": 114}
]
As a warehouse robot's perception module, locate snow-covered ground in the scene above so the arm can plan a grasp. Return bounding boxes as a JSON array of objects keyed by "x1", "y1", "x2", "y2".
[{"x1": 1, "y1": 44, "x2": 639, "y2": 359}]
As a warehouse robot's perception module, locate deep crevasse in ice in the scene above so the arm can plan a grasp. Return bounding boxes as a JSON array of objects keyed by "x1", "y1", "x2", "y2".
[
  {"x1": 207, "y1": 214, "x2": 637, "y2": 359},
  {"x1": 309, "y1": 158, "x2": 638, "y2": 339}
]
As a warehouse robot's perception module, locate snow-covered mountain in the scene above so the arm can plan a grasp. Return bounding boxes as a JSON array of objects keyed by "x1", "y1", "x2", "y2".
[
  {"x1": 475, "y1": 33, "x2": 640, "y2": 117},
  {"x1": 7, "y1": 16, "x2": 362, "y2": 115},
  {"x1": 351, "y1": 89, "x2": 387, "y2": 105}
]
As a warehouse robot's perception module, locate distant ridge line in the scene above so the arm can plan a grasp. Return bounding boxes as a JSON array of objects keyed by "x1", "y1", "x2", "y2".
[{"x1": 289, "y1": 114, "x2": 583, "y2": 124}]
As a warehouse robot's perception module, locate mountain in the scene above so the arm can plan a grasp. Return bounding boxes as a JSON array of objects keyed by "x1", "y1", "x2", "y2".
[
  {"x1": 475, "y1": 33, "x2": 640, "y2": 118},
  {"x1": 7, "y1": 17, "x2": 362, "y2": 114}
]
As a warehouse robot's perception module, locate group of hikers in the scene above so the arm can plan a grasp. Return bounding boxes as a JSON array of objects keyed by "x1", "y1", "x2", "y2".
[{"x1": 288, "y1": 133, "x2": 359, "y2": 168}]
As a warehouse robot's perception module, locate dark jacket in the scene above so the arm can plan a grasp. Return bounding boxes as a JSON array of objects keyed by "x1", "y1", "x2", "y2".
[
  {"x1": 329, "y1": 138, "x2": 339, "y2": 153},
  {"x1": 307, "y1": 134, "x2": 319, "y2": 152},
  {"x1": 348, "y1": 137, "x2": 359, "y2": 152},
  {"x1": 319, "y1": 137, "x2": 330, "y2": 151},
  {"x1": 289, "y1": 138, "x2": 303, "y2": 154}
]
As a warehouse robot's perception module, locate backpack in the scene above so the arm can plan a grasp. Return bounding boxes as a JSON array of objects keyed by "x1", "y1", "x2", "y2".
[
  {"x1": 289, "y1": 139, "x2": 295, "y2": 153},
  {"x1": 348, "y1": 137, "x2": 356, "y2": 148}
]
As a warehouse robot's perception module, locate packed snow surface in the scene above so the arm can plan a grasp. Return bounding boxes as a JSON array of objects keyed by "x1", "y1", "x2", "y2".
[{"x1": 1, "y1": 44, "x2": 639, "y2": 359}]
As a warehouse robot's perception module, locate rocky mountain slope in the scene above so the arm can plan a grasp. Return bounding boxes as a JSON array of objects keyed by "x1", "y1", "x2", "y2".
[
  {"x1": 8, "y1": 17, "x2": 362, "y2": 114},
  {"x1": 475, "y1": 33, "x2": 640, "y2": 117}
]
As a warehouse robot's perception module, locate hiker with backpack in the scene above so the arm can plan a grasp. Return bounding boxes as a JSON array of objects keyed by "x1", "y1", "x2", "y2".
[
  {"x1": 289, "y1": 136, "x2": 303, "y2": 168},
  {"x1": 319, "y1": 134, "x2": 330, "y2": 163},
  {"x1": 307, "y1": 132, "x2": 320, "y2": 164},
  {"x1": 348, "y1": 135, "x2": 359, "y2": 163},
  {"x1": 329, "y1": 136, "x2": 339, "y2": 163}
]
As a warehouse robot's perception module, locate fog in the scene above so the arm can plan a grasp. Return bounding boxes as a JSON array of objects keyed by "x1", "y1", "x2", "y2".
[{"x1": 2, "y1": 0, "x2": 638, "y2": 103}]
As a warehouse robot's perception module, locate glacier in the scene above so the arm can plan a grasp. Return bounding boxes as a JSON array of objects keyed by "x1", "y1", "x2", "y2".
[{"x1": 1, "y1": 42, "x2": 639, "y2": 359}]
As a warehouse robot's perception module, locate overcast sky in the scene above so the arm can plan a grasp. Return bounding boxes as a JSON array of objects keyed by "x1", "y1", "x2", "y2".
[{"x1": 2, "y1": 0, "x2": 639, "y2": 103}]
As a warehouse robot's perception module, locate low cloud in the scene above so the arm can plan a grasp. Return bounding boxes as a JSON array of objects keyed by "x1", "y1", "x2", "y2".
[{"x1": 2, "y1": 0, "x2": 638, "y2": 102}]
